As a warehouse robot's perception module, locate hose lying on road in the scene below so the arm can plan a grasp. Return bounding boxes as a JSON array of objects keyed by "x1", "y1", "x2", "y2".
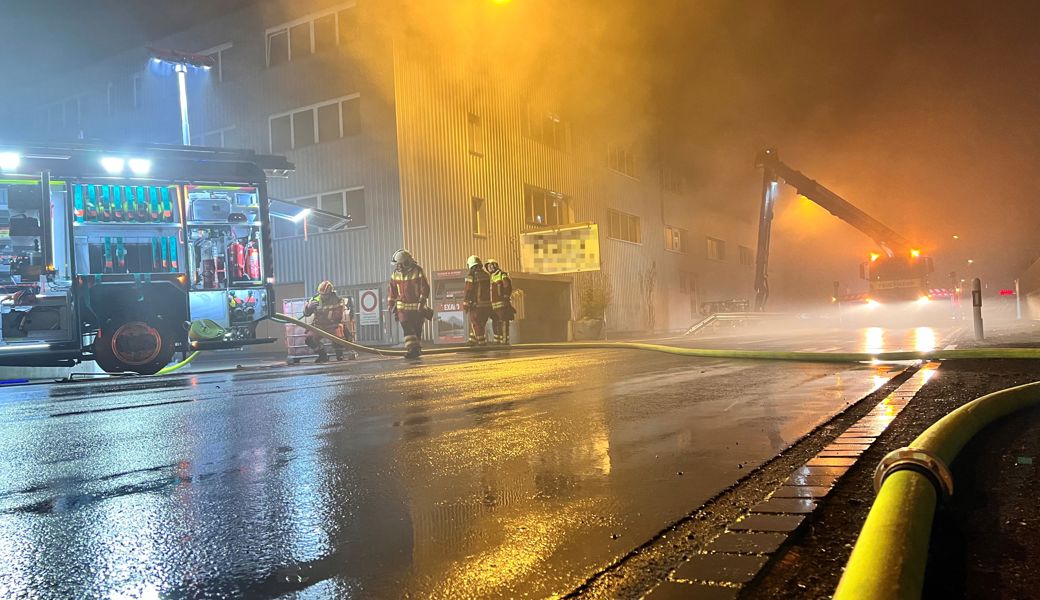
[
  {"x1": 156, "y1": 351, "x2": 201, "y2": 375},
  {"x1": 270, "y1": 313, "x2": 1040, "y2": 363},
  {"x1": 834, "y1": 380, "x2": 1040, "y2": 600}
]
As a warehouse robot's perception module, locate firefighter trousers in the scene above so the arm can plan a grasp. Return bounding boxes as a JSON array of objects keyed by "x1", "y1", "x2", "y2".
[
  {"x1": 397, "y1": 310, "x2": 424, "y2": 356},
  {"x1": 490, "y1": 308, "x2": 511, "y2": 344},
  {"x1": 468, "y1": 307, "x2": 492, "y2": 345}
]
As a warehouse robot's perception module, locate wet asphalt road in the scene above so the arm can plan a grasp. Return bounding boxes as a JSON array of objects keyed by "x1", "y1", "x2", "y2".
[{"x1": 0, "y1": 326, "x2": 959, "y2": 599}]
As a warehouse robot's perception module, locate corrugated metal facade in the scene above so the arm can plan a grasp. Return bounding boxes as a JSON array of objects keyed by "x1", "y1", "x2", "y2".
[
  {"x1": 4, "y1": 0, "x2": 758, "y2": 336},
  {"x1": 391, "y1": 42, "x2": 756, "y2": 332}
]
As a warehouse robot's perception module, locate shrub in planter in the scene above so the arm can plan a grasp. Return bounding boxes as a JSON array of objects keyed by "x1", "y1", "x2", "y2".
[{"x1": 574, "y1": 273, "x2": 612, "y2": 340}]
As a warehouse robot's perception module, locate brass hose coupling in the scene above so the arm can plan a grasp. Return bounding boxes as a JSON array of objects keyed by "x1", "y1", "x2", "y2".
[{"x1": 873, "y1": 447, "x2": 955, "y2": 499}]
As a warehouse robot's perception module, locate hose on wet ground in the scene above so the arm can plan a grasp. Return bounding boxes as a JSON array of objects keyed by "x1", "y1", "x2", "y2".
[
  {"x1": 834, "y1": 380, "x2": 1040, "y2": 600},
  {"x1": 269, "y1": 313, "x2": 1040, "y2": 363},
  {"x1": 156, "y1": 351, "x2": 201, "y2": 375}
]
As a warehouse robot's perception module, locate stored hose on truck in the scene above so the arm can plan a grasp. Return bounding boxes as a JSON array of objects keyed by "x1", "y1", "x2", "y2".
[
  {"x1": 269, "y1": 312, "x2": 1040, "y2": 362},
  {"x1": 834, "y1": 380, "x2": 1040, "y2": 600}
]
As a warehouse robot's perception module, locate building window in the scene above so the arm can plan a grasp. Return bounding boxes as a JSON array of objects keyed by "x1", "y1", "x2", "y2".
[
  {"x1": 608, "y1": 210, "x2": 642, "y2": 244},
  {"x1": 662, "y1": 167, "x2": 685, "y2": 194},
  {"x1": 200, "y1": 42, "x2": 233, "y2": 82},
  {"x1": 472, "y1": 197, "x2": 487, "y2": 236},
  {"x1": 524, "y1": 185, "x2": 572, "y2": 227},
  {"x1": 707, "y1": 236, "x2": 726, "y2": 260},
  {"x1": 266, "y1": 4, "x2": 358, "y2": 67},
  {"x1": 269, "y1": 94, "x2": 361, "y2": 152},
  {"x1": 193, "y1": 126, "x2": 236, "y2": 148},
  {"x1": 274, "y1": 189, "x2": 364, "y2": 238},
  {"x1": 607, "y1": 144, "x2": 637, "y2": 178},
  {"x1": 522, "y1": 106, "x2": 568, "y2": 151},
  {"x1": 467, "y1": 113, "x2": 483, "y2": 156},
  {"x1": 665, "y1": 226, "x2": 687, "y2": 253},
  {"x1": 739, "y1": 245, "x2": 754, "y2": 267}
]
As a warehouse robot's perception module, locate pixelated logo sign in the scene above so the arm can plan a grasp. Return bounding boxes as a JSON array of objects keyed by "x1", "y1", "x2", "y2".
[{"x1": 520, "y1": 223, "x2": 600, "y2": 274}]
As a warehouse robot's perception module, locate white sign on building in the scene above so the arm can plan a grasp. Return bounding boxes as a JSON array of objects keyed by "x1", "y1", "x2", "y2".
[{"x1": 358, "y1": 288, "x2": 381, "y2": 326}]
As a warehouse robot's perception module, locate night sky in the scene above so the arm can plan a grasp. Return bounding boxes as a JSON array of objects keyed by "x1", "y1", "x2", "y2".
[{"x1": 2, "y1": 0, "x2": 1038, "y2": 302}]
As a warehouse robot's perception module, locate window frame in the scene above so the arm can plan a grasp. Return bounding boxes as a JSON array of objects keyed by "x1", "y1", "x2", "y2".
[
  {"x1": 739, "y1": 245, "x2": 754, "y2": 267},
  {"x1": 523, "y1": 185, "x2": 572, "y2": 228},
  {"x1": 268, "y1": 93, "x2": 361, "y2": 152},
  {"x1": 467, "y1": 112, "x2": 484, "y2": 156},
  {"x1": 198, "y1": 42, "x2": 233, "y2": 83},
  {"x1": 265, "y1": 2, "x2": 357, "y2": 67},
  {"x1": 472, "y1": 197, "x2": 487, "y2": 237},
  {"x1": 607, "y1": 144, "x2": 638, "y2": 178},
  {"x1": 522, "y1": 106, "x2": 569, "y2": 152},
  {"x1": 707, "y1": 236, "x2": 727, "y2": 261},
  {"x1": 607, "y1": 209, "x2": 642, "y2": 244},
  {"x1": 664, "y1": 225, "x2": 687, "y2": 254}
]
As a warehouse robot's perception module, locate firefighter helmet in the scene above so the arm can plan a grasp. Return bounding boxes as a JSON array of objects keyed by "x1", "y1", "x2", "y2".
[
  {"x1": 391, "y1": 249, "x2": 413, "y2": 265},
  {"x1": 467, "y1": 255, "x2": 482, "y2": 269},
  {"x1": 317, "y1": 280, "x2": 335, "y2": 295},
  {"x1": 484, "y1": 258, "x2": 500, "y2": 272}
]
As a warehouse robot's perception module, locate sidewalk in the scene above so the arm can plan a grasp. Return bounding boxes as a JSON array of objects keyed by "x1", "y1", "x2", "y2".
[{"x1": 746, "y1": 320, "x2": 1040, "y2": 598}]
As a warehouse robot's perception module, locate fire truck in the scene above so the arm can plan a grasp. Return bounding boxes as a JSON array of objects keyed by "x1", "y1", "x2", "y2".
[
  {"x1": 0, "y1": 142, "x2": 296, "y2": 374},
  {"x1": 752, "y1": 148, "x2": 936, "y2": 310}
]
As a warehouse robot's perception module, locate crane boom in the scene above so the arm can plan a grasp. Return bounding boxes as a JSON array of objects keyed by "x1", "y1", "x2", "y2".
[{"x1": 753, "y1": 148, "x2": 918, "y2": 311}]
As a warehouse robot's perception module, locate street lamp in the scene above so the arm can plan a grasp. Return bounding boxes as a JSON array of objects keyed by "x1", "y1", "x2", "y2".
[{"x1": 147, "y1": 47, "x2": 215, "y2": 145}]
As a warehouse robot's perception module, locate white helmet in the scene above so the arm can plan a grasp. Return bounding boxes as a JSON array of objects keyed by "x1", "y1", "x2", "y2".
[
  {"x1": 391, "y1": 249, "x2": 413, "y2": 265},
  {"x1": 466, "y1": 255, "x2": 482, "y2": 269}
]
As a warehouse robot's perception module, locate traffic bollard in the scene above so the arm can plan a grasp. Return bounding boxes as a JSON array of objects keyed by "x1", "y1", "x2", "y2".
[{"x1": 972, "y1": 277, "x2": 984, "y2": 340}]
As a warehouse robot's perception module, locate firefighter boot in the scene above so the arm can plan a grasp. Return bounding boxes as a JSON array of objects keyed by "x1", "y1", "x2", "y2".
[
  {"x1": 335, "y1": 348, "x2": 345, "y2": 361},
  {"x1": 315, "y1": 348, "x2": 330, "y2": 363}
]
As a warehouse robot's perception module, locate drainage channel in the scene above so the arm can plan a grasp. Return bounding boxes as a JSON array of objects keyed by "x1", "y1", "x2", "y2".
[{"x1": 568, "y1": 361, "x2": 937, "y2": 600}]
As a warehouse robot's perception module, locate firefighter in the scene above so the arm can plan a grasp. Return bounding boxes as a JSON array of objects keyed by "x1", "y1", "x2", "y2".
[
  {"x1": 304, "y1": 280, "x2": 346, "y2": 363},
  {"x1": 485, "y1": 258, "x2": 514, "y2": 345},
  {"x1": 464, "y1": 255, "x2": 492, "y2": 346},
  {"x1": 389, "y1": 249, "x2": 431, "y2": 359}
]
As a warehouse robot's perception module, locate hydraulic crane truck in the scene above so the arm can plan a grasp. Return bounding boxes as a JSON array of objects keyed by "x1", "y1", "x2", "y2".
[
  {"x1": 0, "y1": 142, "x2": 298, "y2": 374},
  {"x1": 753, "y1": 148, "x2": 935, "y2": 311}
]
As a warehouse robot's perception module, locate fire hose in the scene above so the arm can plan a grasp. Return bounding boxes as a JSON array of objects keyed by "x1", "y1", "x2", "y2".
[
  {"x1": 834, "y1": 380, "x2": 1040, "y2": 600},
  {"x1": 269, "y1": 313, "x2": 1040, "y2": 362}
]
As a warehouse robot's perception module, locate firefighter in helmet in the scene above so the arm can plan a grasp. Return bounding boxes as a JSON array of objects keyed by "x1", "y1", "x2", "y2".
[
  {"x1": 389, "y1": 249, "x2": 431, "y2": 358},
  {"x1": 485, "y1": 258, "x2": 514, "y2": 345},
  {"x1": 464, "y1": 255, "x2": 492, "y2": 346},
  {"x1": 304, "y1": 280, "x2": 346, "y2": 362}
]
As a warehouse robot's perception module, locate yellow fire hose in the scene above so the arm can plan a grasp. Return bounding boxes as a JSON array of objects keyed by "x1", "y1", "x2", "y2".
[
  {"x1": 270, "y1": 312, "x2": 1040, "y2": 363},
  {"x1": 156, "y1": 351, "x2": 201, "y2": 375},
  {"x1": 834, "y1": 380, "x2": 1040, "y2": 600}
]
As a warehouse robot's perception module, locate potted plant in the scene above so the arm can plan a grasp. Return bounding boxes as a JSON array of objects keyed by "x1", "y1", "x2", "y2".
[{"x1": 573, "y1": 272, "x2": 612, "y2": 340}]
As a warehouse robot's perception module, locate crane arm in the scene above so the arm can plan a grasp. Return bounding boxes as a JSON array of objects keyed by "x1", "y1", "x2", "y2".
[{"x1": 752, "y1": 148, "x2": 916, "y2": 311}]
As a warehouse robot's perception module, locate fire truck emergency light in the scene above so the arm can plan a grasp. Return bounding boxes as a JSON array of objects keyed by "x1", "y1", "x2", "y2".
[{"x1": 0, "y1": 152, "x2": 20, "y2": 171}]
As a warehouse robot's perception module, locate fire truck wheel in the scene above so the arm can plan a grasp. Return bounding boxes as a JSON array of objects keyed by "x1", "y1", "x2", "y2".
[{"x1": 94, "y1": 318, "x2": 177, "y2": 375}]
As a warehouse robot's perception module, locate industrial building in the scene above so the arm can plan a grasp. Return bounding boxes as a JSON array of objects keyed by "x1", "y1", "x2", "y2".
[{"x1": 2, "y1": 0, "x2": 757, "y2": 345}]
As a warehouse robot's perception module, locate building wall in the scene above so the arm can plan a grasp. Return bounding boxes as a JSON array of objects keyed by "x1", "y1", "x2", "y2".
[
  {"x1": 391, "y1": 42, "x2": 756, "y2": 333},
  {"x1": 2, "y1": 0, "x2": 758, "y2": 338}
]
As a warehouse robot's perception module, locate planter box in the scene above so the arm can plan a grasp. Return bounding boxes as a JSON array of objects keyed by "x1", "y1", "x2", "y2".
[{"x1": 572, "y1": 318, "x2": 604, "y2": 341}]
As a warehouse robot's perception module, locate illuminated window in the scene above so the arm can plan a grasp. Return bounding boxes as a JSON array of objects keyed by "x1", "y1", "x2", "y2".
[
  {"x1": 266, "y1": 4, "x2": 358, "y2": 67},
  {"x1": 467, "y1": 113, "x2": 484, "y2": 156},
  {"x1": 269, "y1": 94, "x2": 361, "y2": 152},
  {"x1": 524, "y1": 185, "x2": 572, "y2": 227},
  {"x1": 522, "y1": 106, "x2": 568, "y2": 151},
  {"x1": 608, "y1": 210, "x2": 641, "y2": 244},
  {"x1": 472, "y1": 197, "x2": 487, "y2": 236},
  {"x1": 607, "y1": 144, "x2": 636, "y2": 178},
  {"x1": 707, "y1": 237, "x2": 726, "y2": 260},
  {"x1": 739, "y1": 245, "x2": 754, "y2": 267},
  {"x1": 665, "y1": 226, "x2": 687, "y2": 253}
]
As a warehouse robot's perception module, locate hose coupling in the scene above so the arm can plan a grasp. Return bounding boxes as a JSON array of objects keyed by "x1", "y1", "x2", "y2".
[{"x1": 873, "y1": 446, "x2": 954, "y2": 499}]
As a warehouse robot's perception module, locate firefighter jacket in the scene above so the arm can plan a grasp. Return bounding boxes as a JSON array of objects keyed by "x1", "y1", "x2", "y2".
[
  {"x1": 304, "y1": 293, "x2": 345, "y2": 329},
  {"x1": 389, "y1": 265, "x2": 430, "y2": 313},
  {"x1": 464, "y1": 266, "x2": 492, "y2": 310},
  {"x1": 490, "y1": 270, "x2": 513, "y2": 310}
]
